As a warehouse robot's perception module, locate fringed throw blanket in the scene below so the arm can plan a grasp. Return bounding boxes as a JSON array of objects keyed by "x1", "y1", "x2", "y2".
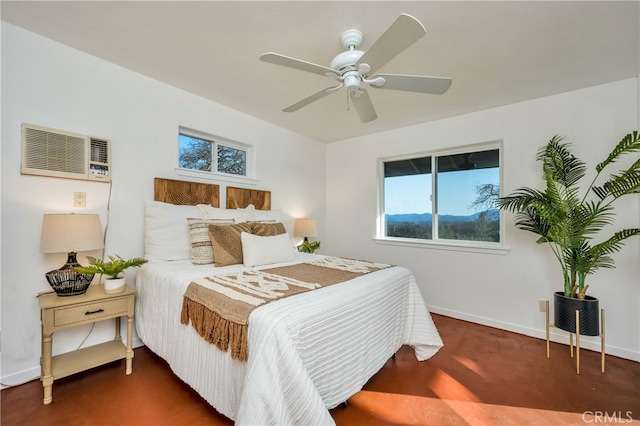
[{"x1": 181, "y1": 257, "x2": 391, "y2": 361}]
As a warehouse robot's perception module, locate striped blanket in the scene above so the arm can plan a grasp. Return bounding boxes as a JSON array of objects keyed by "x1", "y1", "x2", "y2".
[{"x1": 180, "y1": 257, "x2": 391, "y2": 361}]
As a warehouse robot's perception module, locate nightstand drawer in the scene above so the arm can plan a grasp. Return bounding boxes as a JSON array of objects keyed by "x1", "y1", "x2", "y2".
[{"x1": 54, "y1": 298, "x2": 129, "y2": 327}]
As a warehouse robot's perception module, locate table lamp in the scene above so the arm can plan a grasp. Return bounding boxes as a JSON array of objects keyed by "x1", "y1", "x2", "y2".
[
  {"x1": 294, "y1": 218, "x2": 317, "y2": 243},
  {"x1": 40, "y1": 213, "x2": 104, "y2": 296}
]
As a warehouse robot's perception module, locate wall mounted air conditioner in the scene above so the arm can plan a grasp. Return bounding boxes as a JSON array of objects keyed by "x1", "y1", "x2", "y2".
[{"x1": 21, "y1": 123, "x2": 110, "y2": 183}]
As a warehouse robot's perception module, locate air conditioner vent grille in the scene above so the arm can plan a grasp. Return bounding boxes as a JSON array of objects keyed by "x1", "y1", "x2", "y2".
[
  {"x1": 21, "y1": 123, "x2": 110, "y2": 183},
  {"x1": 24, "y1": 127, "x2": 87, "y2": 174}
]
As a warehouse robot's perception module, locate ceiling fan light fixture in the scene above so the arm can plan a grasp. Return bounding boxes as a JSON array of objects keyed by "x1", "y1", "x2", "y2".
[{"x1": 343, "y1": 71, "x2": 361, "y2": 90}]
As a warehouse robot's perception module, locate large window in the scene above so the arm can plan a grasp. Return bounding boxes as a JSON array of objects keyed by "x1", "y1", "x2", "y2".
[
  {"x1": 178, "y1": 129, "x2": 250, "y2": 177},
  {"x1": 380, "y1": 144, "x2": 501, "y2": 245}
]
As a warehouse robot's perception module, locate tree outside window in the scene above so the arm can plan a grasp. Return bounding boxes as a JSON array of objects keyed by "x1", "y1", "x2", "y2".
[
  {"x1": 179, "y1": 136, "x2": 211, "y2": 171},
  {"x1": 217, "y1": 145, "x2": 246, "y2": 176}
]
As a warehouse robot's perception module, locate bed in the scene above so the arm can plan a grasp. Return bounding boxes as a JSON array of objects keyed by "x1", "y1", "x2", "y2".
[{"x1": 135, "y1": 178, "x2": 443, "y2": 425}]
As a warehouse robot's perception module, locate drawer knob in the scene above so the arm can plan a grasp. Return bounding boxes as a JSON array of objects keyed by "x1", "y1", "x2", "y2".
[{"x1": 85, "y1": 308, "x2": 105, "y2": 315}]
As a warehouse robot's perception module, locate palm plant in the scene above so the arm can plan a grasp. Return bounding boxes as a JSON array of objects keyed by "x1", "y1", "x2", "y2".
[
  {"x1": 75, "y1": 255, "x2": 147, "y2": 279},
  {"x1": 497, "y1": 131, "x2": 640, "y2": 299}
]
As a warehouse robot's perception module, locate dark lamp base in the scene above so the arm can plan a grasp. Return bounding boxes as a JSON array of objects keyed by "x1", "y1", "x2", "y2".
[{"x1": 45, "y1": 252, "x2": 94, "y2": 296}]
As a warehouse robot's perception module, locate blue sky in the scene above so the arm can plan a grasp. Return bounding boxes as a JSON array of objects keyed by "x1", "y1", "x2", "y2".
[{"x1": 384, "y1": 168, "x2": 499, "y2": 216}]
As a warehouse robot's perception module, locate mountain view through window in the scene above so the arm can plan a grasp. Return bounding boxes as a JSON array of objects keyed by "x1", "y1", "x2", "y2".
[{"x1": 383, "y1": 148, "x2": 500, "y2": 243}]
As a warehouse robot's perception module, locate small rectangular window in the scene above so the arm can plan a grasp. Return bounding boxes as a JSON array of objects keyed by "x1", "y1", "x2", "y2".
[
  {"x1": 381, "y1": 145, "x2": 501, "y2": 245},
  {"x1": 178, "y1": 129, "x2": 250, "y2": 177}
]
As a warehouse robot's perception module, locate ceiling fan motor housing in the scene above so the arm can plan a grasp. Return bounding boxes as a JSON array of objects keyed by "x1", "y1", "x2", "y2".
[{"x1": 330, "y1": 49, "x2": 365, "y2": 72}]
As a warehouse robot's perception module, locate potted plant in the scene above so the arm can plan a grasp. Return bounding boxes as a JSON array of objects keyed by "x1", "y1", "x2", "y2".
[
  {"x1": 75, "y1": 255, "x2": 148, "y2": 294},
  {"x1": 496, "y1": 131, "x2": 640, "y2": 335},
  {"x1": 299, "y1": 240, "x2": 321, "y2": 253}
]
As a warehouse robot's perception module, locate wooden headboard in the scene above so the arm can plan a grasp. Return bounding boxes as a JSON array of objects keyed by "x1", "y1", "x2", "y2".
[
  {"x1": 226, "y1": 186, "x2": 271, "y2": 210},
  {"x1": 154, "y1": 178, "x2": 271, "y2": 210},
  {"x1": 154, "y1": 178, "x2": 220, "y2": 206}
]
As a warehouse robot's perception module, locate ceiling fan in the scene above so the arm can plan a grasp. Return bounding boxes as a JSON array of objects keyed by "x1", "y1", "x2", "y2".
[{"x1": 260, "y1": 13, "x2": 452, "y2": 123}]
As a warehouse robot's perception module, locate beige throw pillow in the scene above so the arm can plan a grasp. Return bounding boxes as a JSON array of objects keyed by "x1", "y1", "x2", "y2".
[
  {"x1": 208, "y1": 222, "x2": 253, "y2": 266},
  {"x1": 250, "y1": 221, "x2": 286, "y2": 236}
]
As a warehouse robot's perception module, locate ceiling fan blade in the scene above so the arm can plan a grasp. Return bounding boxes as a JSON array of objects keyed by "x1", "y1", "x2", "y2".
[
  {"x1": 349, "y1": 89, "x2": 377, "y2": 123},
  {"x1": 371, "y1": 73, "x2": 452, "y2": 94},
  {"x1": 282, "y1": 87, "x2": 334, "y2": 112},
  {"x1": 356, "y1": 14, "x2": 426, "y2": 75},
  {"x1": 260, "y1": 52, "x2": 339, "y2": 77}
]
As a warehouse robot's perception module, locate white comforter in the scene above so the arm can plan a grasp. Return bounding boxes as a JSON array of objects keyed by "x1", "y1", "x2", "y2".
[{"x1": 135, "y1": 253, "x2": 443, "y2": 425}]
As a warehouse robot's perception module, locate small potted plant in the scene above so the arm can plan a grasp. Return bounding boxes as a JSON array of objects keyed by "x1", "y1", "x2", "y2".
[
  {"x1": 75, "y1": 255, "x2": 147, "y2": 294},
  {"x1": 299, "y1": 240, "x2": 321, "y2": 253}
]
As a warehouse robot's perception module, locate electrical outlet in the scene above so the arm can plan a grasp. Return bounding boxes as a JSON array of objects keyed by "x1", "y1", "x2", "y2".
[
  {"x1": 539, "y1": 300, "x2": 547, "y2": 312},
  {"x1": 73, "y1": 192, "x2": 86, "y2": 207}
]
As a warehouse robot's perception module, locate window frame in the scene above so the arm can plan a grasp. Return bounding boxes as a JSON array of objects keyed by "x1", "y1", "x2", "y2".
[
  {"x1": 175, "y1": 127, "x2": 257, "y2": 185},
  {"x1": 376, "y1": 140, "x2": 509, "y2": 255}
]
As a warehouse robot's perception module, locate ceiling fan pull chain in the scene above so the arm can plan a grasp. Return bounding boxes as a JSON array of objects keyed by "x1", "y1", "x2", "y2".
[{"x1": 346, "y1": 92, "x2": 350, "y2": 111}]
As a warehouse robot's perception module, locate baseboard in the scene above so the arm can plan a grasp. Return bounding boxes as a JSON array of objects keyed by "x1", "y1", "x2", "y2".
[
  {"x1": 1, "y1": 337, "x2": 145, "y2": 390},
  {"x1": 0, "y1": 365, "x2": 40, "y2": 390},
  {"x1": 427, "y1": 305, "x2": 640, "y2": 363}
]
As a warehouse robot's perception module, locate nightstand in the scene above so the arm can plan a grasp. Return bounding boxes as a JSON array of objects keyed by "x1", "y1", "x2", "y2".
[{"x1": 38, "y1": 284, "x2": 135, "y2": 405}]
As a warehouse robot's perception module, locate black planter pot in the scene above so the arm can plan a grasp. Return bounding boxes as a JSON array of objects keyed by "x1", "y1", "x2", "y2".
[{"x1": 554, "y1": 291, "x2": 600, "y2": 336}]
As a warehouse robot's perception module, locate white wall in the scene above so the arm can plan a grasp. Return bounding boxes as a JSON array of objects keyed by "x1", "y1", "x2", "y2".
[
  {"x1": 1, "y1": 23, "x2": 326, "y2": 384},
  {"x1": 326, "y1": 78, "x2": 640, "y2": 361}
]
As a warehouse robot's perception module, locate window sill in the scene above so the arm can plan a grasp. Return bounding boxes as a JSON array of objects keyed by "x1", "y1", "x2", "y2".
[
  {"x1": 373, "y1": 237, "x2": 510, "y2": 255},
  {"x1": 174, "y1": 168, "x2": 259, "y2": 186}
]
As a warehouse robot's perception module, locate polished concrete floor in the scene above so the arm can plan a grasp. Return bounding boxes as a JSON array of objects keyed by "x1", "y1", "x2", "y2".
[{"x1": 2, "y1": 314, "x2": 639, "y2": 425}]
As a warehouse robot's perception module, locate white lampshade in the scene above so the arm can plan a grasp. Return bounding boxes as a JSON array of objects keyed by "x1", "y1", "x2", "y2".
[
  {"x1": 40, "y1": 214, "x2": 104, "y2": 253},
  {"x1": 294, "y1": 218, "x2": 317, "y2": 238}
]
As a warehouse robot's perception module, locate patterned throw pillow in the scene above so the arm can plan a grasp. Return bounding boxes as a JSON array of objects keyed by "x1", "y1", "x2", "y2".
[
  {"x1": 187, "y1": 218, "x2": 234, "y2": 265},
  {"x1": 208, "y1": 222, "x2": 253, "y2": 266},
  {"x1": 250, "y1": 221, "x2": 286, "y2": 236}
]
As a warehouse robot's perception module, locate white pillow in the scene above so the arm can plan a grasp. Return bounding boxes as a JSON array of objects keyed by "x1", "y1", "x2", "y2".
[
  {"x1": 254, "y1": 208, "x2": 283, "y2": 223},
  {"x1": 144, "y1": 200, "x2": 202, "y2": 261},
  {"x1": 232, "y1": 205, "x2": 256, "y2": 223},
  {"x1": 196, "y1": 204, "x2": 237, "y2": 220},
  {"x1": 241, "y1": 232, "x2": 295, "y2": 267},
  {"x1": 197, "y1": 204, "x2": 256, "y2": 223}
]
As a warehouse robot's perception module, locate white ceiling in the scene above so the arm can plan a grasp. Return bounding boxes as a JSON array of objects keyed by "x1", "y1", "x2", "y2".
[{"x1": 2, "y1": 1, "x2": 639, "y2": 143}]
